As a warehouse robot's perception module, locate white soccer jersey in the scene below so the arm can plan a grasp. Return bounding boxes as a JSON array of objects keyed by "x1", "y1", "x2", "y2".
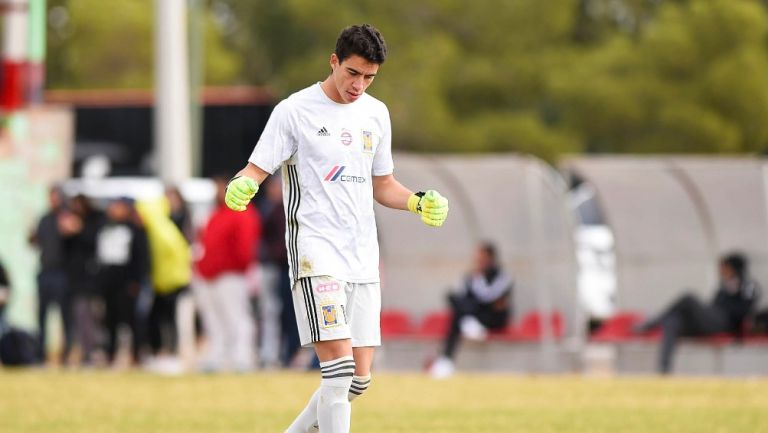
[{"x1": 249, "y1": 83, "x2": 394, "y2": 285}]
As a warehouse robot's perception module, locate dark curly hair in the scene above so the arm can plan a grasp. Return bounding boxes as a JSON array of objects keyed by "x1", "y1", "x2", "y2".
[
  {"x1": 335, "y1": 24, "x2": 387, "y2": 64},
  {"x1": 721, "y1": 252, "x2": 748, "y2": 279}
]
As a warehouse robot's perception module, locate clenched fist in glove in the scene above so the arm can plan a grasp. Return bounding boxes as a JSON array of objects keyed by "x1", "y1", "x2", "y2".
[
  {"x1": 407, "y1": 190, "x2": 449, "y2": 227},
  {"x1": 225, "y1": 176, "x2": 259, "y2": 211}
]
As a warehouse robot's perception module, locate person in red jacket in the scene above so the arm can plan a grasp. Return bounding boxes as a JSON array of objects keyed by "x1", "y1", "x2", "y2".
[{"x1": 195, "y1": 177, "x2": 261, "y2": 372}]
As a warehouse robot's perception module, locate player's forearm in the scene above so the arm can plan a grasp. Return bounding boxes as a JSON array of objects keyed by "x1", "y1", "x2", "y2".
[
  {"x1": 372, "y1": 175, "x2": 412, "y2": 210},
  {"x1": 236, "y1": 162, "x2": 271, "y2": 185}
]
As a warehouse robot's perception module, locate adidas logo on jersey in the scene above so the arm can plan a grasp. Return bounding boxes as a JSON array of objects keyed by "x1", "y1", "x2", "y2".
[{"x1": 317, "y1": 127, "x2": 331, "y2": 136}]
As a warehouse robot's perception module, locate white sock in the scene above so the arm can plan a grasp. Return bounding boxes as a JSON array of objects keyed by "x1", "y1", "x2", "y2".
[
  {"x1": 317, "y1": 356, "x2": 355, "y2": 433},
  {"x1": 285, "y1": 388, "x2": 321, "y2": 433},
  {"x1": 348, "y1": 374, "x2": 372, "y2": 402},
  {"x1": 306, "y1": 373, "x2": 373, "y2": 431}
]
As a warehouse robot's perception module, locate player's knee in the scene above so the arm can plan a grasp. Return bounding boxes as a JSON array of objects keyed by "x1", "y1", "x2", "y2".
[{"x1": 348, "y1": 374, "x2": 372, "y2": 401}]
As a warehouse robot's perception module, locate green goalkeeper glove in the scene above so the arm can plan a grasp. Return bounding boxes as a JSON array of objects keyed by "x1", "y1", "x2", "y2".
[
  {"x1": 225, "y1": 176, "x2": 259, "y2": 211},
  {"x1": 407, "y1": 190, "x2": 449, "y2": 227}
]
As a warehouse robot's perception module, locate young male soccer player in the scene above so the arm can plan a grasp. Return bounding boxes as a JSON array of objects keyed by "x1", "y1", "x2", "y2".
[{"x1": 224, "y1": 24, "x2": 449, "y2": 433}]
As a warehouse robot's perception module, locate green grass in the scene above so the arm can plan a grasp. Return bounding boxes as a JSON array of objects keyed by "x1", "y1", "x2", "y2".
[{"x1": 0, "y1": 370, "x2": 766, "y2": 433}]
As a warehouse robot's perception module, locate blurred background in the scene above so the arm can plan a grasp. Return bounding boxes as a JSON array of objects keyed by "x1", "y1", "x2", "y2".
[{"x1": 1, "y1": 0, "x2": 768, "y2": 377}]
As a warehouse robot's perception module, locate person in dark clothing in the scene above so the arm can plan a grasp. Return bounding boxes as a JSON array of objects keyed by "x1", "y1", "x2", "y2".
[
  {"x1": 165, "y1": 185, "x2": 193, "y2": 242},
  {"x1": 142, "y1": 189, "x2": 193, "y2": 358},
  {"x1": 0, "y1": 259, "x2": 9, "y2": 329},
  {"x1": 261, "y1": 177, "x2": 301, "y2": 367},
  {"x1": 30, "y1": 186, "x2": 77, "y2": 364},
  {"x1": 430, "y1": 242, "x2": 513, "y2": 378},
  {"x1": 65, "y1": 194, "x2": 106, "y2": 366},
  {"x1": 635, "y1": 253, "x2": 761, "y2": 374},
  {"x1": 148, "y1": 287, "x2": 185, "y2": 355},
  {"x1": 96, "y1": 198, "x2": 150, "y2": 366}
]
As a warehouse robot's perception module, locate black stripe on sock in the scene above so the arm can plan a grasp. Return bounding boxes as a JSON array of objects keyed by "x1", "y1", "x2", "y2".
[
  {"x1": 321, "y1": 363, "x2": 356, "y2": 375},
  {"x1": 352, "y1": 379, "x2": 371, "y2": 385},
  {"x1": 349, "y1": 389, "x2": 363, "y2": 395},
  {"x1": 349, "y1": 385, "x2": 368, "y2": 393},
  {"x1": 320, "y1": 357, "x2": 355, "y2": 370},
  {"x1": 322, "y1": 372, "x2": 355, "y2": 379}
]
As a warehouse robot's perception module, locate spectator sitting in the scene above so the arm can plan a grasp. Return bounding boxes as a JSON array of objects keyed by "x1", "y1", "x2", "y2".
[
  {"x1": 430, "y1": 242, "x2": 513, "y2": 379},
  {"x1": 634, "y1": 253, "x2": 761, "y2": 374}
]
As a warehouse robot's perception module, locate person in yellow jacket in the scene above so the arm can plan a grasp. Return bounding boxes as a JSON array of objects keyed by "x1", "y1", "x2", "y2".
[{"x1": 136, "y1": 197, "x2": 191, "y2": 358}]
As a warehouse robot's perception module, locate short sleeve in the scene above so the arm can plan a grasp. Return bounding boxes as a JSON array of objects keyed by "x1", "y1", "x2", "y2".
[
  {"x1": 248, "y1": 101, "x2": 298, "y2": 174},
  {"x1": 372, "y1": 105, "x2": 394, "y2": 176}
]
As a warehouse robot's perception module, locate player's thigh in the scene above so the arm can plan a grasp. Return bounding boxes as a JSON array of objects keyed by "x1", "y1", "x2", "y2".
[
  {"x1": 347, "y1": 282, "x2": 382, "y2": 348},
  {"x1": 292, "y1": 276, "x2": 352, "y2": 349}
]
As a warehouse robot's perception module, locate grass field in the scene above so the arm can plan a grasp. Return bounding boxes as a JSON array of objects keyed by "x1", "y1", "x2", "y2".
[{"x1": 0, "y1": 370, "x2": 766, "y2": 433}]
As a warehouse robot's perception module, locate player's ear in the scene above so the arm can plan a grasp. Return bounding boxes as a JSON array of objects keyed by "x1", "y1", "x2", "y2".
[{"x1": 330, "y1": 53, "x2": 339, "y2": 72}]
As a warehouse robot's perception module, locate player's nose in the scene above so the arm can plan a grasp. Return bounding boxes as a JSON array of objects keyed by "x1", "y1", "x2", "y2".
[{"x1": 352, "y1": 77, "x2": 364, "y2": 91}]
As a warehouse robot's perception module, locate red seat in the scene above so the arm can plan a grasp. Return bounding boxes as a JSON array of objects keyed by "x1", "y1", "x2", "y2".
[
  {"x1": 514, "y1": 311, "x2": 564, "y2": 341},
  {"x1": 487, "y1": 324, "x2": 522, "y2": 341},
  {"x1": 416, "y1": 311, "x2": 452, "y2": 338},
  {"x1": 699, "y1": 333, "x2": 733, "y2": 346},
  {"x1": 744, "y1": 335, "x2": 768, "y2": 345},
  {"x1": 380, "y1": 310, "x2": 414, "y2": 339},
  {"x1": 591, "y1": 311, "x2": 644, "y2": 342}
]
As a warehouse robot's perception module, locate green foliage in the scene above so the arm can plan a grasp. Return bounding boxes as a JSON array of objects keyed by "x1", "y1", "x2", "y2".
[
  {"x1": 549, "y1": 0, "x2": 768, "y2": 155},
  {"x1": 47, "y1": 0, "x2": 153, "y2": 88},
  {"x1": 46, "y1": 0, "x2": 241, "y2": 89},
  {"x1": 45, "y1": 0, "x2": 768, "y2": 159}
]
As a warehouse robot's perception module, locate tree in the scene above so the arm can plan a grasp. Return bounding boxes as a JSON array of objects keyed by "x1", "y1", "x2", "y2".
[
  {"x1": 46, "y1": 0, "x2": 241, "y2": 89},
  {"x1": 45, "y1": 0, "x2": 768, "y2": 159}
]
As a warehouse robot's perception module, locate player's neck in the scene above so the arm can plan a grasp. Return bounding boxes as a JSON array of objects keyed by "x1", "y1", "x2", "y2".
[{"x1": 320, "y1": 77, "x2": 345, "y2": 104}]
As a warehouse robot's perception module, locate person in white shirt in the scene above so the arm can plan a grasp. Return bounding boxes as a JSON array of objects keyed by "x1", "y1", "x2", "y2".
[{"x1": 224, "y1": 24, "x2": 449, "y2": 433}]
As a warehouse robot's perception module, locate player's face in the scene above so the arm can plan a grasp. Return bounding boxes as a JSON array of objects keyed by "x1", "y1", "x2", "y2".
[
  {"x1": 474, "y1": 248, "x2": 493, "y2": 273},
  {"x1": 329, "y1": 54, "x2": 379, "y2": 103},
  {"x1": 49, "y1": 189, "x2": 62, "y2": 209},
  {"x1": 107, "y1": 201, "x2": 130, "y2": 221},
  {"x1": 719, "y1": 263, "x2": 736, "y2": 281}
]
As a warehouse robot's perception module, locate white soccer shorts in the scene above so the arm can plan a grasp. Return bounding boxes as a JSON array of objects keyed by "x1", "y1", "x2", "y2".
[{"x1": 292, "y1": 275, "x2": 381, "y2": 348}]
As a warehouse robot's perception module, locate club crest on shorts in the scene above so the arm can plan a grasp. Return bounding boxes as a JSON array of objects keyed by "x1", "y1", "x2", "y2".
[
  {"x1": 361, "y1": 130, "x2": 374, "y2": 154},
  {"x1": 321, "y1": 303, "x2": 340, "y2": 327}
]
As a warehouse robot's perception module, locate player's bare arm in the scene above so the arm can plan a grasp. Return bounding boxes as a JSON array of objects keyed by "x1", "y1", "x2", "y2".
[
  {"x1": 373, "y1": 174, "x2": 450, "y2": 227},
  {"x1": 372, "y1": 174, "x2": 412, "y2": 210},
  {"x1": 236, "y1": 162, "x2": 270, "y2": 185}
]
